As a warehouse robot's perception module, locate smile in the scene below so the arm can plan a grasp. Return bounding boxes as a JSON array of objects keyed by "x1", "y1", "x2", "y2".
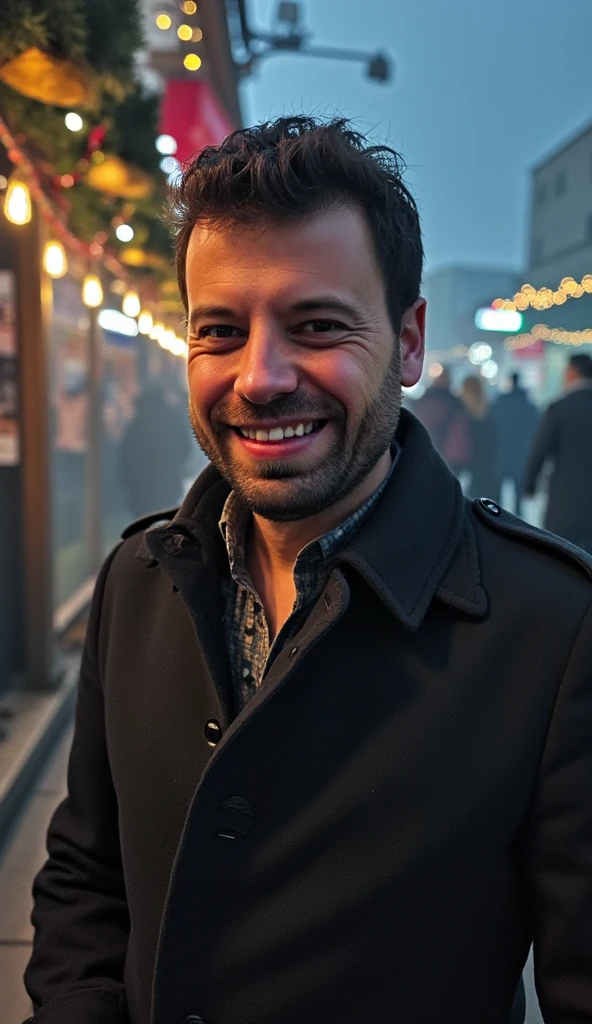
[{"x1": 235, "y1": 420, "x2": 326, "y2": 442}]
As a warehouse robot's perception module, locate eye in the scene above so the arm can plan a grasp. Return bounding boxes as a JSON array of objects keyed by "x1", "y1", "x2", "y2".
[
  {"x1": 299, "y1": 319, "x2": 346, "y2": 334},
  {"x1": 196, "y1": 324, "x2": 244, "y2": 339}
]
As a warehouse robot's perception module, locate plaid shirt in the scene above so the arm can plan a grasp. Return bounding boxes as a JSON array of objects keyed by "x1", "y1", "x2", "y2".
[{"x1": 219, "y1": 449, "x2": 398, "y2": 714}]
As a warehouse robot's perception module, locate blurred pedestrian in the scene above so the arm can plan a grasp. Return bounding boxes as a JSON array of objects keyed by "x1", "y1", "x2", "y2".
[
  {"x1": 119, "y1": 381, "x2": 191, "y2": 518},
  {"x1": 459, "y1": 374, "x2": 498, "y2": 498},
  {"x1": 413, "y1": 365, "x2": 472, "y2": 475},
  {"x1": 524, "y1": 353, "x2": 592, "y2": 552},
  {"x1": 491, "y1": 372, "x2": 539, "y2": 517}
]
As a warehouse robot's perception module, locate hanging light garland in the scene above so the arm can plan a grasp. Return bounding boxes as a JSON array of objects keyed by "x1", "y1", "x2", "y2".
[
  {"x1": 493, "y1": 275, "x2": 592, "y2": 313},
  {"x1": 0, "y1": 114, "x2": 188, "y2": 359},
  {"x1": 504, "y1": 324, "x2": 592, "y2": 349}
]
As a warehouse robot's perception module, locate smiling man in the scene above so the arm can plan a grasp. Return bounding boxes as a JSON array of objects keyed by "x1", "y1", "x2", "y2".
[{"x1": 24, "y1": 118, "x2": 592, "y2": 1024}]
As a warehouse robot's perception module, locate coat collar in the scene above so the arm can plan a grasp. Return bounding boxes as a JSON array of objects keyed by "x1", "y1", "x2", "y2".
[{"x1": 140, "y1": 410, "x2": 487, "y2": 632}]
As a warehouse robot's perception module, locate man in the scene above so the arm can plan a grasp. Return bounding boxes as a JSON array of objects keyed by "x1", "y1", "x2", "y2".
[
  {"x1": 24, "y1": 118, "x2": 592, "y2": 1024},
  {"x1": 413, "y1": 365, "x2": 471, "y2": 476},
  {"x1": 525, "y1": 353, "x2": 592, "y2": 552},
  {"x1": 492, "y1": 372, "x2": 539, "y2": 517},
  {"x1": 119, "y1": 381, "x2": 191, "y2": 518}
]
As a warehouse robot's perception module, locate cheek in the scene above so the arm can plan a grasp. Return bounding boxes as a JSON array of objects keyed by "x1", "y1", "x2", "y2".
[
  {"x1": 187, "y1": 354, "x2": 234, "y2": 423},
  {"x1": 309, "y1": 346, "x2": 386, "y2": 418}
]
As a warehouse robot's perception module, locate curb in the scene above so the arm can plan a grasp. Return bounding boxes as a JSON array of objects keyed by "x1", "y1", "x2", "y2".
[{"x1": 0, "y1": 665, "x2": 78, "y2": 855}]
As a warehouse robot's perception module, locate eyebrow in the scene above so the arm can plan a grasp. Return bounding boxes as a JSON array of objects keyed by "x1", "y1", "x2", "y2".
[{"x1": 188, "y1": 296, "x2": 363, "y2": 333}]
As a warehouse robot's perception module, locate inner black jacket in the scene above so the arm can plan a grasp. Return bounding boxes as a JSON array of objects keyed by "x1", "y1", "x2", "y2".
[{"x1": 24, "y1": 411, "x2": 592, "y2": 1024}]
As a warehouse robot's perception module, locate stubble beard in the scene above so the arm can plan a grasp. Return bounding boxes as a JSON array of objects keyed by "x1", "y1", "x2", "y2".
[{"x1": 189, "y1": 347, "x2": 402, "y2": 522}]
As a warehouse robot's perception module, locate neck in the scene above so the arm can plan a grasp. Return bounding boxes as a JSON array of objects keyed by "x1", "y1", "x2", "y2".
[{"x1": 248, "y1": 447, "x2": 392, "y2": 576}]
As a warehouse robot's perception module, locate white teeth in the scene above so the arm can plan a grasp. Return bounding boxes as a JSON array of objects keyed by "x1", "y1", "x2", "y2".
[{"x1": 239, "y1": 421, "x2": 320, "y2": 441}]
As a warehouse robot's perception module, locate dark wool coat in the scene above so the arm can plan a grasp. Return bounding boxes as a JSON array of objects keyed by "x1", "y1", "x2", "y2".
[
  {"x1": 525, "y1": 383, "x2": 592, "y2": 553},
  {"x1": 24, "y1": 412, "x2": 592, "y2": 1024}
]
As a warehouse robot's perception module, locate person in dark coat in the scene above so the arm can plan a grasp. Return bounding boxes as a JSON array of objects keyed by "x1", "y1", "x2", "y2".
[
  {"x1": 413, "y1": 365, "x2": 472, "y2": 475},
  {"x1": 459, "y1": 374, "x2": 498, "y2": 498},
  {"x1": 119, "y1": 382, "x2": 191, "y2": 518},
  {"x1": 524, "y1": 353, "x2": 592, "y2": 553},
  {"x1": 23, "y1": 116, "x2": 592, "y2": 1024},
  {"x1": 492, "y1": 372, "x2": 539, "y2": 516}
]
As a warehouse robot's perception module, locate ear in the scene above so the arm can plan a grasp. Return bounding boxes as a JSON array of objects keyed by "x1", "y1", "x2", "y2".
[{"x1": 399, "y1": 297, "x2": 426, "y2": 388}]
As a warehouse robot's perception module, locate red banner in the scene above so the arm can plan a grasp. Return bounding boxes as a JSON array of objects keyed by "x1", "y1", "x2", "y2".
[{"x1": 159, "y1": 80, "x2": 236, "y2": 166}]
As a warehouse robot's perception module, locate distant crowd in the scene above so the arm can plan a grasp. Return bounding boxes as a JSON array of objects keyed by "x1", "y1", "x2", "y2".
[{"x1": 410, "y1": 353, "x2": 592, "y2": 555}]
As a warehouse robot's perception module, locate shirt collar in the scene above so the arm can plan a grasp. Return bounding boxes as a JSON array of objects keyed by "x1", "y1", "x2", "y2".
[{"x1": 219, "y1": 443, "x2": 400, "y2": 593}]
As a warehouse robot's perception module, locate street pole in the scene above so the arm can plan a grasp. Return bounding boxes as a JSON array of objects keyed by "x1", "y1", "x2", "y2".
[
  {"x1": 85, "y1": 300, "x2": 103, "y2": 576},
  {"x1": 15, "y1": 207, "x2": 57, "y2": 689}
]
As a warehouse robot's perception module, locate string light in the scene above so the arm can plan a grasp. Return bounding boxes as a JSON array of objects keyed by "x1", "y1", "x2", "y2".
[
  {"x1": 178, "y1": 24, "x2": 192, "y2": 40},
  {"x1": 43, "y1": 240, "x2": 68, "y2": 278},
  {"x1": 494, "y1": 273, "x2": 592, "y2": 311},
  {"x1": 505, "y1": 324, "x2": 592, "y2": 349},
  {"x1": 82, "y1": 274, "x2": 103, "y2": 308},
  {"x1": 4, "y1": 176, "x2": 32, "y2": 225},
  {"x1": 183, "y1": 53, "x2": 202, "y2": 71},
  {"x1": 182, "y1": 1, "x2": 198, "y2": 13},
  {"x1": 122, "y1": 289, "x2": 141, "y2": 318},
  {"x1": 138, "y1": 310, "x2": 153, "y2": 334},
  {"x1": 156, "y1": 13, "x2": 172, "y2": 29},
  {"x1": 191, "y1": 27, "x2": 203, "y2": 41}
]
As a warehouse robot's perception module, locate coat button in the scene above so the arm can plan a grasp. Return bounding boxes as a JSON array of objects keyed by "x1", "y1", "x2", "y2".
[
  {"x1": 323, "y1": 592, "x2": 332, "y2": 610},
  {"x1": 163, "y1": 532, "x2": 186, "y2": 554},
  {"x1": 204, "y1": 719, "x2": 222, "y2": 746},
  {"x1": 216, "y1": 795, "x2": 254, "y2": 839},
  {"x1": 480, "y1": 498, "x2": 501, "y2": 516}
]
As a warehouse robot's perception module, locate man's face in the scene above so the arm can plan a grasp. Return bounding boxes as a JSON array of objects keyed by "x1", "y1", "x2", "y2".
[{"x1": 185, "y1": 205, "x2": 424, "y2": 521}]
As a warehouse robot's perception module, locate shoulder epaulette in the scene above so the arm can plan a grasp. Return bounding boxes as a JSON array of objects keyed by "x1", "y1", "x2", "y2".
[
  {"x1": 121, "y1": 507, "x2": 179, "y2": 540},
  {"x1": 473, "y1": 497, "x2": 592, "y2": 580}
]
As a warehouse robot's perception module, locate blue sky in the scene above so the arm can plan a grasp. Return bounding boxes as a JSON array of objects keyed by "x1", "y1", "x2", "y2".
[{"x1": 241, "y1": 0, "x2": 592, "y2": 276}]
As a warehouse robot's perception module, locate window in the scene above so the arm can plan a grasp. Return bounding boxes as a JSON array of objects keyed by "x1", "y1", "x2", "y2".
[{"x1": 555, "y1": 170, "x2": 567, "y2": 197}]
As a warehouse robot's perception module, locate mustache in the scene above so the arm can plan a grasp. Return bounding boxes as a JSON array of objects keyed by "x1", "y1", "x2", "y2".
[{"x1": 212, "y1": 393, "x2": 344, "y2": 427}]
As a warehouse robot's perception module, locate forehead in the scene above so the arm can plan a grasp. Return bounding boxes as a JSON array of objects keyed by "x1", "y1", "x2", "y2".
[{"x1": 184, "y1": 205, "x2": 384, "y2": 304}]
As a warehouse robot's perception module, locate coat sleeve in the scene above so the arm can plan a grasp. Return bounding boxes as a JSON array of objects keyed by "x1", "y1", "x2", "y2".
[
  {"x1": 23, "y1": 545, "x2": 130, "y2": 1024},
  {"x1": 521, "y1": 596, "x2": 592, "y2": 1022},
  {"x1": 523, "y1": 405, "x2": 558, "y2": 494}
]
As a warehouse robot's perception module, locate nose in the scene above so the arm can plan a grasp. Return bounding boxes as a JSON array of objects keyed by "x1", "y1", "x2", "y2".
[{"x1": 234, "y1": 323, "x2": 298, "y2": 405}]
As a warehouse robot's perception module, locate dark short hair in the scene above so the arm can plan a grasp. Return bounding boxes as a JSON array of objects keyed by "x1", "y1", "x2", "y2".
[
  {"x1": 168, "y1": 116, "x2": 424, "y2": 332},
  {"x1": 569, "y1": 353, "x2": 592, "y2": 380}
]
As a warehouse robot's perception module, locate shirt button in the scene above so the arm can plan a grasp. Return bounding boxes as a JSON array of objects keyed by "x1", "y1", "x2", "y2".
[{"x1": 204, "y1": 719, "x2": 222, "y2": 746}]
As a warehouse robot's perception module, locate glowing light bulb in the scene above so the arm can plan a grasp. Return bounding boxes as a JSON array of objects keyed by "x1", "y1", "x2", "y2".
[
  {"x1": 65, "y1": 112, "x2": 83, "y2": 132},
  {"x1": 82, "y1": 274, "x2": 103, "y2": 308},
  {"x1": 156, "y1": 13, "x2": 172, "y2": 29},
  {"x1": 115, "y1": 224, "x2": 134, "y2": 242},
  {"x1": 191, "y1": 27, "x2": 203, "y2": 41},
  {"x1": 183, "y1": 53, "x2": 202, "y2": 70},
  {"x1": 43, "y1": 240, "x2": 68, "y2": 278},
  {"x1": 122, "y1": 289, "x2": 141, "y2": 318},
  {"x1": 4, "y1": 178, "x2": 32, "y2": 225},
  {"x1": 138, "y1": 311, "x2": 154, "y2": 335},
  {"x1": 178, "y1": 24, "x2": 192, "y2": 40},
  {"x1": 182, "y1": 0, "x2": 198, "y2": 13},
  {"x1": 156, "y1": 134, "x2": 177, "y2": 155}
]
